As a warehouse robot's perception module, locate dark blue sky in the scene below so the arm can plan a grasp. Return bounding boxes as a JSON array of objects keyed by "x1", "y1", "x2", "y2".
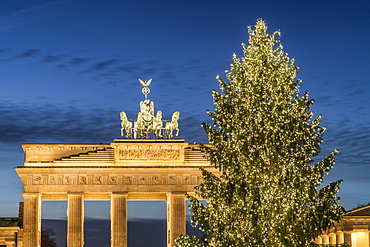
[{"x1": 0, "y1": 0, "x2": 369, "y2": 220}]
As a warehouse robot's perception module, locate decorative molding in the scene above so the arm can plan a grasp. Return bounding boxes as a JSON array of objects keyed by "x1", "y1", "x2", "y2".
[
  {"x1": 109, "y1": 176, "x2": 117, "y2": 185},
  {"x1": 48, "y1": 176, "x2": 57, "y2": 185},
  {"x1": 124, "y1": 176, "x2": 132, "y2": 185},
  {"x1": 32, "y1": 175, "x2": 42, "y2": 185},
  {"x1": 168, "y1": 175, "x2": 176, "y2": 185},
  {"x1": 119, "y1": 149, "x2": 180, "y2": 160},
  {"x1": 79, "y1": 176, "x2": 87, "y2": 185},
  {"x1": 138, "y1": 176, "x2": 148, "y2": 185},
  {"x1": 40, "y1": 174, "x2": 199, "y2": 186},
  {"x1": 182, "y1": 176, "x2": 191, "y2": 185},
  {"x1": 152, "y1": 176, "x2": 162, "y2": 185},
  {"x1": 94, "y1": 176, "x2": 103, "y2": 184},
  {"x1": 64, "y1": 176, "x2": 76, "y2": 185}
]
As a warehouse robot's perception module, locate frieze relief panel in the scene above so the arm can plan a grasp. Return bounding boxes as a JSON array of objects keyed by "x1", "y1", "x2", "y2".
[
  {"x1": 79, "y1": 175, "x2": 87, "y2": 185},
  {"x1": 32, "y1": 175, "x2": 43, "y2": 185},
  {"x1": 94, "y1": 175, "x2": 104, "y2": 185},
  {"x1": 48, "y1": 175, "x2": 58, "y2": 185},
  {"x1": 119, "y1": 148, "x2": 180, "y2": 161},
  {"x1": 152, "y1": 176, "x2": 162, "y2": 185},
  {"x1": 124, "y1": 176, "x2": 133, "y2": 185},
  {"x1": 63, "y1": 175, "x2": 77, "y2": 185},
  {"x1": 168, "y1": 175, "x2": 177, "y2": 185},
  {"x1": 28, "y1": 174, "x2": 202, "y2": 186},
  {"x1": 27, "y1": 174, "x2": 204, "y2": 187},
  {"x1": 109, "y1": 176, "x2": 117, "y2": 185}
]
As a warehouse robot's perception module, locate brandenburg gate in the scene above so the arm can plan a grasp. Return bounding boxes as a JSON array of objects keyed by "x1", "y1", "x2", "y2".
[{"x1": 15, "y1": 79, "x2": 211, "y2": 247}]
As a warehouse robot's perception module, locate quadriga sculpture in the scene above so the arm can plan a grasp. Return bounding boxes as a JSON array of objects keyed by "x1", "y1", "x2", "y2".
[{"x1": 120, "y1": 79, "x2": 180, "y2": 139}]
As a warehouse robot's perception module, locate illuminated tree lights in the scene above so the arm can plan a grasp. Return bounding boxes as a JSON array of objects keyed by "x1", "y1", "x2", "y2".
[{"x1": 175, "y1": 19, "x2": 344, "y2": 247}]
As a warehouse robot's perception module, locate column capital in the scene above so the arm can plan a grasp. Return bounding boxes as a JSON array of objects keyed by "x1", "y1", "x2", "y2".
[
  {"x1": 67, "y1": 192, "x2": 84, "y2": 195},
  {"x1": 22, "y1": 192, "x2": 41, "y2": 198},
  {"x1": 168, "y1": 191, "x2": 187, "y2": 195},
  {"x1": 22, "y1": 193, "x2": 41, "y2": 247},
  {"x1": 111, "y1": 192, "x2": 128, "y2": 197},
  {"x1": 166, "y1": 192, "x2": 186, "y2": 203}
]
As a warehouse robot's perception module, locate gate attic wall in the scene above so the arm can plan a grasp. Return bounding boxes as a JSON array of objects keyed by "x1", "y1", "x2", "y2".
[{"x1": 15, "y1": 139, "x2": 213, "y2": 247}]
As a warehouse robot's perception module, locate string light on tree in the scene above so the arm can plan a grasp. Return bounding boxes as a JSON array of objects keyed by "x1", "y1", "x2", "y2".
[{"x1": 175, "y1": 19, "x2": 344, "y2": 247}]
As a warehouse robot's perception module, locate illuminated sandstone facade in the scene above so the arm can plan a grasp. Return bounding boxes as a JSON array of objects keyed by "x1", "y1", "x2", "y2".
[
  {"x1": 316, "y1": 205, "x2": 370, "y2": 247},
  {"x1": 15, "y1": 139, "x2": 211, "y2": 247},
  {"x1": 0, "y1": 217, "x2": 22, "y2": 247}
]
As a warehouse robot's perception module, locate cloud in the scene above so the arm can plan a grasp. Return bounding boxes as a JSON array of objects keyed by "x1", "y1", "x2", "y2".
[
  {"x1": 142, "y1": 67, "x2": 159, "y2": 75},
  {"x1": 0, "y1": 1, "x2": 66, "y2": 31},
  {"x1": 0, "y1": 48, "x2": 9, "y2": 55},
  {"x1": 116, "y1": 63, "x2": 141, "y2": 74},
  {"x1": 177, "y1": 115, "x2": 207, "y2": 143},
  {"x1": 319, "y1": 122, "x2": 370, "y2": 173},
  {"x1": 55, "y1": 64, "x2": 68, "y2": 70},
  {"x1": 94, "y1": 73, "x2": 116, "y2": 79},
  {"x1": 0, "y1": 102, "x2": 118, "y2": 144},
  {"x1": 69, "y1": 57, "x2": 88, "y2": 65},
  {"x1": 41, "y1": 55, "x2": 62, "y2": 63},
  {"x1": 0, "y1": 101, "x2": 206, "y2": 145},
  {"x1": 161, "y1": 71, "x2": 176, "y2": 79},
  {"x1": 1, "y1": 48, "x2": 212, "y2": 91},
  {"x1": 13, "y1": 49, "x2": 40, "y2": 58},
  {"x1": 90, "y1": 59, "x2": 118, "y2": 71}
]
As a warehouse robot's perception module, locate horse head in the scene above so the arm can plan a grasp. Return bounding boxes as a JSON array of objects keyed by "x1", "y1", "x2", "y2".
[
  {"x1": 156, "y1": 110, "x2": 163, "y2": 120},
  {"x1": 120, "y1": 111, "x2": 128, "y2": 120},
  {"x1": 172, "y1": 111, "x2": 180, "y2": 121}
]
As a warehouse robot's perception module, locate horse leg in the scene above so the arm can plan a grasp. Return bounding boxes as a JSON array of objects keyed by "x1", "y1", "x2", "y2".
[
  {"x1": 133, "y1": 128, "x2": 137, "y2": 139},
  {"x1": 126, "y1": 127, "x2": 131, "y2": 138},
  {"x1": 167, "y1": 128, "x2": 174, "y2": 139}
]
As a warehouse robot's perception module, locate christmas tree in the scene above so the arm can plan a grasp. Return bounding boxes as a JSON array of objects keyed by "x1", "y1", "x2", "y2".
[{"x1": 175, "y1": 19, "x2": 344, "y2": 247}]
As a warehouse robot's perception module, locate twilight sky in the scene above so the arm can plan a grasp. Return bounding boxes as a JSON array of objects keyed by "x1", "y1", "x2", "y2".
[{"x1": 0, "y1": 0, "x2": 369, "y2": 223}]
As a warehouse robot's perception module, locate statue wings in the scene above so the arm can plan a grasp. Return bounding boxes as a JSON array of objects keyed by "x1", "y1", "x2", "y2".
[{"x1": 139, "y1": 78, "x2": 152, "y2": 87}]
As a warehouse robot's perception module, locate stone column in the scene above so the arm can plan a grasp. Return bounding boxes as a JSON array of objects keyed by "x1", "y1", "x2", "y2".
[
  {"x1": 336, "y1": 231, "x2": 344, "y2": 244},
  {"x1": 322, "y1": 234, "x2": 329, "y2": 244},
  {"x1": 329, "y1": 232, "x2": 336, "y2": 244},
  {"x1": 315, "y1": 236, "x2": 322, "y2": 244},
  {"x1": 110, "y1": 192, "x2": 128, "y2": 247},
  {"x1": 67, "y1": 193, "x2": 84, "y2": 247},
  {"x1": 167, "y1": 192, "x2": 186, "y2": 247},
  {"x1": 344, "y1": 232, "x2": 351, "y2": 245},
  {"x1": 22, "y1": 193, "x2": 42, "y2": 247}
]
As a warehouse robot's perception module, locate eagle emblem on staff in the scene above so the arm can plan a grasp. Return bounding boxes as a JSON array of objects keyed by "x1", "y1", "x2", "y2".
[{"x1": 139, "y1": 78, "x2": 152, "y2": 98}]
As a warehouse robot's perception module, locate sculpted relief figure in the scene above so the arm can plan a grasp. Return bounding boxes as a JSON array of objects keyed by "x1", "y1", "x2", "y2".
[
  {"x1": 134, "y1": 99, "x2": 165, "y2": 138},
  {"x1": 140, "y1": 99, "x2": 154, "y2": 122}
]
